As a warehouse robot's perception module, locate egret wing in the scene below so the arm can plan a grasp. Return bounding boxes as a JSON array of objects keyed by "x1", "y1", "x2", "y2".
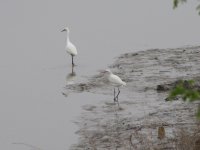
[
  {"x1": 67, "y1": 42, "x2": 77, "y2": 56},
  {"x1": 108, "y1": 74, "x2": 124, "y2": 85}
]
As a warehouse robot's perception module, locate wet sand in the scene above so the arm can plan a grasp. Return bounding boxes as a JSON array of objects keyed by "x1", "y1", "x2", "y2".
[{"x1": 67, "y1": 46, "x2": 200, "y2": 149}]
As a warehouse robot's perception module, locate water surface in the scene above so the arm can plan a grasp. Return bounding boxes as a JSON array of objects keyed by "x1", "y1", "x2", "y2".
[{"x1": 0, "y1": 0, "x2": 200, "y2": 149}]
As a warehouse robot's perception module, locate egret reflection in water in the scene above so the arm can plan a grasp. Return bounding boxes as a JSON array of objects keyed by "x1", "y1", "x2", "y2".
[
  {"x1": 66, "y1": 65, "x2": 76, "y2": 85},
  {"x1": 62, "y1": 65, "x2": 76, "y2": 97}
]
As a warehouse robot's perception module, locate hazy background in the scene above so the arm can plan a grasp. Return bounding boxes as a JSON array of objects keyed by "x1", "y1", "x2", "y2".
[{"x1": 0, "y1": 0, "x2": 200, "y2": 149}]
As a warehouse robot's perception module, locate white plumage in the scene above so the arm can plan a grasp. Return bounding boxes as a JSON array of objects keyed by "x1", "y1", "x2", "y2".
[
  {"x1": 108, "y1": 73, "x2": 126, "y2": 87},
  {"x1": 66, "y1": 41, "x2": 77, "y2": 56},
  {"x1": 101, "y1": 69, "x2": 126, "y2": 105},
  {"x1": 61, "y1": 27, "x2": 77, "y2": 66}
]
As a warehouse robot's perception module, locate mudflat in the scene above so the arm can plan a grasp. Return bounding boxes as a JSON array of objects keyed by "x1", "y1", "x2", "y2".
[{"x1": 68, "y1": 46, "x2": 200, "y2": 149}]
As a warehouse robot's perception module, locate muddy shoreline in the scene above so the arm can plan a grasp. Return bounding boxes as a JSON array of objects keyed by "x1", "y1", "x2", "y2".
[{"x1": 68, "y1": 46, "x2": 200, "y2": 149}]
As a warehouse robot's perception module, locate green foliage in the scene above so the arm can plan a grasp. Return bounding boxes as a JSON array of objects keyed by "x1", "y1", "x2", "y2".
[
  {"x1": 168, "y1": 80, "x2": 200, "y2": 119},
  {"x1": 196, "y1": 4, "x2": 200, "y2": 15},
  {"x1": 173, "y1": 0, "x2": 200, "y2": 15},
  {"x1": 169, "y1": 80, "x2": 200, "y2": 101},
  {"x1": 173, "y1": 0, "x2": 187, "y2": 9}
]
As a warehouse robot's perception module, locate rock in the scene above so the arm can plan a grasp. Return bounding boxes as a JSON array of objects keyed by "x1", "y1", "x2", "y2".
[
  {"x1": 156, "y1": 85, "x2": 170, "y2": 91},
  {"x1": 101, "y1": 136, "x2": 110, "y2": 142},
  {"x1": 132, "y1": 53, "x2": 138, "y2": 56}
]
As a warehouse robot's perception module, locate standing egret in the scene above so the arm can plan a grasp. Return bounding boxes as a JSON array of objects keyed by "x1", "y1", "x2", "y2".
[
  {"x1": 61, "y1": 27, "x2": 77, "y2": 66},
  {"x1": 101, "y1": 69, "x2": 126, "y2": 104}
]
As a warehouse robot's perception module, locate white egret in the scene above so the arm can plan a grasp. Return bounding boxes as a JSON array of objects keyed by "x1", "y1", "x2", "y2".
[
  {"x1": 101, "y1": 69, "x2": 126, "y2": 104},
  {"x1": 61, "y1": 27, "x2": 77, "y2": 66}
]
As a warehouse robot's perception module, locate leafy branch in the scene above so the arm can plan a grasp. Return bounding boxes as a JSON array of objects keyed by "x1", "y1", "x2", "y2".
[
  {"x1": 168, "y1": 80, "x2": 200, "y2": 119},
  {"x1": 173, "y1": 0, "x2": 187, "y2": 9},
  {"x1": 173, "y1": 0, "x2": 200, "y2": 15}
]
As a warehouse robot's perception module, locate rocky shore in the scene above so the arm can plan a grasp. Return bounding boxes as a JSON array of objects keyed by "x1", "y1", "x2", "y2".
[{"x1": 67, "y1": 46, "x2": 200, "y2": 150}]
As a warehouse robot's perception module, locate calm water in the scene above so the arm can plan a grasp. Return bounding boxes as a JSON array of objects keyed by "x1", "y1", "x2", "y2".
[{"x1": 0, "y1": 0, "x2": 200, "y2": 149}]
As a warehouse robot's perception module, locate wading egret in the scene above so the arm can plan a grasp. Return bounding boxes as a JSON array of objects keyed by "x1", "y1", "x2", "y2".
[
  {"x1": 61, "y1": 27, "x2": 77, "y2": 66},
  {"x1": 101, "y1": 69, "x2": 126, "y2": 104}
]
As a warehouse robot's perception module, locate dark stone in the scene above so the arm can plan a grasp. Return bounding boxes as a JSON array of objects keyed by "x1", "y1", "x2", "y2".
[{"x1": 156, "y1": 85, "x2": 170, "y2": 91}]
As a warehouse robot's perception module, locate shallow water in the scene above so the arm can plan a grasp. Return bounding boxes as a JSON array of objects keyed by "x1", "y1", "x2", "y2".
[{"x1": 1, "y1": 0, "x2": 200, "y2": 149}]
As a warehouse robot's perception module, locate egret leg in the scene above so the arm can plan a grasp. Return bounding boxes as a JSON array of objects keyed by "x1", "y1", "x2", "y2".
[
  {"x1": 116, "y1": 87, "x2": 120, "y2": 101},
  {"x1": 71, "y1": 55, "x2": 74, "y2": 66},
  {"x1": 116, "y1": 88, "x2": 120, "y2": 107},
  {"x1": 71, "y1": 65, "x2": 74, "y2": 74},
  {"x1": 114, "y1": 88, "x2": 116, "y2": 102}
]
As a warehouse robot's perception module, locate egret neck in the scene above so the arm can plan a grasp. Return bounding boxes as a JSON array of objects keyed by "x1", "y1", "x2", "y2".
[{"x1": 65, "y1": 30, "x2": 70, "y2": 48}]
